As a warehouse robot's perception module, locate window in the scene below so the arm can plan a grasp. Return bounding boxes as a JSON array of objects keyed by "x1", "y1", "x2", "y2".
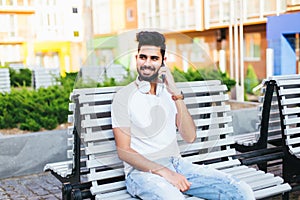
[
  {"x1": 244, "y1": 33, "x2": 261, "y2": 61},
  {"x1": 17, "y1": 0, "x2": 24, "y2": 6},
  {"x1": 6, "y1": 0, "x2": 13, "y2": 6},
  {"x1": 72, "y1": 7, "x2": 78, "y2": 13},
  {"x1": 47, "y1": 0, "x2": 56, "y2": 6},
  {"x1": 92, "y1": 0, "x2": 111, "y2": 34},
  {"x1": 287, "y1": 0, "x2": 300, "y2": 6},
  {"x1": 126, "y1": 8, "x2": 134, "y2": 21},
  {"x1": 0, "y1": 44, "x2": 22, "y2": 63},
  {"x1": 73, "y1": 31, "x2": 79, "y2": 37},
  {"x1": 9, "y1": 14, "x2": 16, "y2": 37},
  {"x1": 35, "y1": 52, "x2": 59, "y2": 69}
]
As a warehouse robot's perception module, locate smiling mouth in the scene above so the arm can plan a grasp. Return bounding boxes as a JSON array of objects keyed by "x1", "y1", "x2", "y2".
[
  {"x1": 138, "y1": 68, "x2": 159, "y2": 82},
  {"x1": 140, "y1": 66, "x2": 155, "y2": 71}
]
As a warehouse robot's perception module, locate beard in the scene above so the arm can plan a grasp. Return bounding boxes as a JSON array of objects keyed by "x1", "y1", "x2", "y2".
[{"x1": 137, "y1": 66, "x2": 159, "y2": 82}]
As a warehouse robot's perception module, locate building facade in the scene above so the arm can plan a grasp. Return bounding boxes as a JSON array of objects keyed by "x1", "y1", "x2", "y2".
[
  {"x1": 90, "y1": 0, "x2": 300, "y2": 81},
  {"x1": 0, "y1": 0, "x2": 86, "y2": 75},
  {"x1": 0, "y1": 0, "x2": 35, "y2": 66},
  {"x1": 1, "y1": 0, "x2": 300, "y2": 80}
]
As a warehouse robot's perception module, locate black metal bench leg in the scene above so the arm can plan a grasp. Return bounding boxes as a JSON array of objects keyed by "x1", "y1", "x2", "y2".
[
  {"x1": 257, "y1": 162, "x2": 267, "y2": 173},
  {"x1": 71, "y1": 188, "x2": 83, "y2": 200},
  {"x1": 282, "y1": 192, "x2": 289, "y2": 200},
  {"x1": 62, "y1": 183, "x2": 73, "y2": 200}
]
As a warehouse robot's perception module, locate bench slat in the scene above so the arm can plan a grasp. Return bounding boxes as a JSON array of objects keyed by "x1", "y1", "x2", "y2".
[
  {"x1": 184, "y1": 94, "x2": 229, "y2": 105},
  {"x1": 177, "y1": 127, "x2": 234, "y2": 141},
  {"x1": 86, "y1": 154, "x2": 121, "y2": 168},
  {"x1": 79, "y1": 93, "x2": 115, "y2": 104},
  {"x1": 289, "y1": 146, "x2": 300, "y2": 157},
  {"x1": 207, "y1": 159, "x2": 241, "y2": 169},
  {"x1": 179, "y1": 137, "x2": 235, "y2": 154},
  {"x1": 183, "y1": 148, "x2": 236, "y2": 163},
  {"x1": 280, "y1": 97, "x2": 300, "y2": 106},
  {"x1": 286, "y1": 137, "x2": 300, "y2": 145},
  {"x1": 87, "y1": 168, "x2": 124, "y2": 181},
  {"x1": 253, "y1": 183, "x2": 292, "y2": 199},
  {"x1": 277, "y1": 78, "x2": 300, "y2": 86},
  {"x1": 90, "y1": 180, "x2": 126, "y2": 195},
  {"x1": 248, "y1": 176, "x2": 283, "y2": 191},
  {"x1": 188, "y1": 105, "x2": 231, "y2": 116},
  {"x1": 284, "y1": 116, "x2": 300, "y2": 125},
  {"x1": 194, "y1": 115, "x2": 232, "y2": 127}
]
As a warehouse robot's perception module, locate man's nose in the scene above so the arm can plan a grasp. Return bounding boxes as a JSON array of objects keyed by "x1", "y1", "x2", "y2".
[{"x1": 144, "y1": 57, "x2": 152, "y2": 65}]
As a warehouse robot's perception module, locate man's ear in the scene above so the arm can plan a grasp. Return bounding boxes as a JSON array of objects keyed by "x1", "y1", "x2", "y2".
[{"x1": 163, "y1": 57, "x2": 167, "y2": 63}]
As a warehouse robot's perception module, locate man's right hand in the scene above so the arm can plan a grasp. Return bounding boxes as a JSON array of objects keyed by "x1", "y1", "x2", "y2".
[{"x1": 155, "y1": 167, "x2": 191, "y2": 192}]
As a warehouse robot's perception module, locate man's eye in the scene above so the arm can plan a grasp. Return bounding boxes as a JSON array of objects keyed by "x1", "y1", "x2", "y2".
[
  {"x1": 152, "y1": 57, "x2": 159, "y2": 61},
  {"x1": 139, "y1": 55, "x2": 146, "y2": 59}
]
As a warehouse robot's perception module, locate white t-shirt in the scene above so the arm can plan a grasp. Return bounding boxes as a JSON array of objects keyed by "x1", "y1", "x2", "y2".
[{"x1": 111, "y1": 82, "x2": 180, "y2": 176}]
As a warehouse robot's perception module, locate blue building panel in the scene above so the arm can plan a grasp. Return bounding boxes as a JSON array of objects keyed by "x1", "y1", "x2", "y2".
[
  {"x1": 267, "y1": 13, "x2": 300, "y2": 75},
  {"x1": 281, "y1": 36, "x2": 296, "y2": 74}
]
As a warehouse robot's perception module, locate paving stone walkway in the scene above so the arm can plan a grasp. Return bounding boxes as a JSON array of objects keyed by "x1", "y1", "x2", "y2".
[{"x1": 0, "y1": 172, "x2": 61, "y2": 200}]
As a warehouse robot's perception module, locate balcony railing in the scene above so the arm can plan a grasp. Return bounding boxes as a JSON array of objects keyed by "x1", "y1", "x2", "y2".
[
  {"x1": 0, "y1": 0, "x2": 35, "y2": 14},
  {"x1": 139, "y1": 6, "x2": 197, "y2": 31},
  {"x1": 0, "y1": 5, "x2": 35, "y2": 14},
  {"x1": 204, "y1": 0, "x2": 287, "y2": 29}
]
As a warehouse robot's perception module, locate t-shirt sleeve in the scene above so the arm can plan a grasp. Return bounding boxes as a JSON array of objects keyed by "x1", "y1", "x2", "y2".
[{"x1": 111, "y1": 90, "x2": 130, "y2": 128}]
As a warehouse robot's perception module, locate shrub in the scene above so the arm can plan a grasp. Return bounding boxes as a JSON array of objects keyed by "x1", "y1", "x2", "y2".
[
  {"x1": 9, "y1": 68, "x2": 32, "y2": 87},
  {"x1": 0, "y1": 67, "x2": 237, "y2": 132},
  {"x1": 0, "y1": 73, "x2": 75, "y2": 131},
  {"x1": 172, "y1": 67, "x2": 236, "y2": 91},
  {"x1": 0, "y1": 109, "x2": 16, "y2": 129},
  {"x1": 244, "y1": 64, "x2": 259, "y2": 94},
  {"x1": 40, "y1": 117, "x2": 58, "y2": 130},
  {"x1": 20, "y1": 118, "x2": 41, "y2": 132}
]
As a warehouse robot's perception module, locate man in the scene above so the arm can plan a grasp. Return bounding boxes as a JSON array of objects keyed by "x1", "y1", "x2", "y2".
[{"x1": 111, "y1": 31, "x2": 254, "y2": 200}]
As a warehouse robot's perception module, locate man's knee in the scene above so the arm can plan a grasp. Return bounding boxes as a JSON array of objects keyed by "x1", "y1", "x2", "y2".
[{"x1": 126, "y1": 172, "x2": 185, "y2": 200}]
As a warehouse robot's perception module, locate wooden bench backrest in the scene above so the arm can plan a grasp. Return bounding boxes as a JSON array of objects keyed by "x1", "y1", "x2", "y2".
[
  {"x1": 32, "y1": 67, "x2": 60, "y2": 89},
  {"x1": 72, "y1": 80, "x2": 237, "y2": 195},
  {"x1": 276, "y1": 76, "x2": 300, "y2": 158}
]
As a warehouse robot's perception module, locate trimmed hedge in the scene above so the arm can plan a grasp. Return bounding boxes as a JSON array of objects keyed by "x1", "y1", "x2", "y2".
[
  {"x1": 0, "y1": 73, "x2": 76, "y2": 131},
  {"x1": 0, "y1": 67, "x2": 235, "y2": 132},
  {"x1": 172, "y1": 67, "x2": 236, "y2": 91},
  {"x1": 9, "y1": 68, "x2": 32, "y2": 87}
]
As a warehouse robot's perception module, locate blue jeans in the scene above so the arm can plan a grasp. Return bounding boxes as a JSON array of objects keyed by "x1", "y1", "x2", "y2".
[{"x1": 125, "y1": 157, "x2": 255, "y2": 200}]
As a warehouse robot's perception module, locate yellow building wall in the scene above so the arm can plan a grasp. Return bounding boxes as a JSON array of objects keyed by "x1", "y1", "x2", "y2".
[
  {"x1": 23, "y1": 41, "x2": 72, "y2": 76},
  {"x1": 111, "y1": 0, "x2": 125, "y2": 33}
]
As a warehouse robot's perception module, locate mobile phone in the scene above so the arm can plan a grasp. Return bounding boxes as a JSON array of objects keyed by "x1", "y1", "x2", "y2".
[{"x1": 160, "y1": 63, "x2": 165, "y2": 83}]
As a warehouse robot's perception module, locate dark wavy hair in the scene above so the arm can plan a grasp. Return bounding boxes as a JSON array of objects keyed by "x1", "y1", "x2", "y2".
[{"x1": 136, "y1": 31, "x2": 166, "y2": 58}]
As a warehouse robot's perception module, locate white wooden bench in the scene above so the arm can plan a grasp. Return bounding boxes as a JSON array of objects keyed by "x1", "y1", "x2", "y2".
[
  {"x1": 233, "y1": 79, "x2": 281, "y2": 149},
  {"x1": 232, "y1": 79, "x2": 284, "y2": 172},
  {"x1": 275, "y1": 74, "x2": 300, "y2": 191},
  {"x1": 0, "y1": 68, "x2": 11, "y2": 93},
  {"x1": 9, "y1": 63, "x2": 25, "y2": 71},
  {"x1": 32, "y1": 67, "x2": 61, "y2": 89},
  {"x1": 43, "y1": 90, "x2": 95, "y2": 200},
  {"x1": 80, "y1": 64, "x2": 127, "y2": 84},
  {"x1": 105, "y1": 64, "x2": 128, "y2": 82},
  {"x1": 69, "y1": 80, "x2": 291, "y2": 200}
]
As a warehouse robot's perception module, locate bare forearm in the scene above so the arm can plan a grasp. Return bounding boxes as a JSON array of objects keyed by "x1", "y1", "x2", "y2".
[
  {"x1": 117, "y1": 147, "x2": 165, "y2": 173},
  {"x1": 117, "y1": 146, "x2": 191, "y2": 191},
  {"x1": 175, "y1": 99, "x2": 196, "y2": 143}
]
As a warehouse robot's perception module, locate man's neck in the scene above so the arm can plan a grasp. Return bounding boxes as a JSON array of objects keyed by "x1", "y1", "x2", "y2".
[{"x1": 149, "y1": 82, "x2": 157, "y2": 95}]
